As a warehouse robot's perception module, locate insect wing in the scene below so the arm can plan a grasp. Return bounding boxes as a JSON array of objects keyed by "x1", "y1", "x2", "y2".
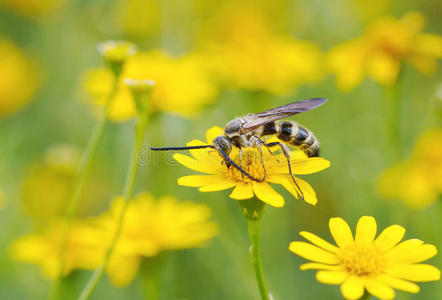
[
  {"x1": 241, "y1": 98, "x2": 326, "y2": 131},
  {"x1": 254, "y1": 98, "x2": 326, "y2": 117}
]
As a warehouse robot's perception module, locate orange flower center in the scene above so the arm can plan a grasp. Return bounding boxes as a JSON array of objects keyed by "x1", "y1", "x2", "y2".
[{"x1": 337, "y1": 243, "x2": 384, "y2": 276}]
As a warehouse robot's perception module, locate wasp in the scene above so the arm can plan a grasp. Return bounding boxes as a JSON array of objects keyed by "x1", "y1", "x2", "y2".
[{"x1": 151, "y1": 98, "x2": 326, "y2": 200}]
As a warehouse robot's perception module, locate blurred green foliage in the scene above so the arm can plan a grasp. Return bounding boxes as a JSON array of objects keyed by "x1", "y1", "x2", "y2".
[{"x1": 0, "y1": 0, "x2": 440, "y2": 299}]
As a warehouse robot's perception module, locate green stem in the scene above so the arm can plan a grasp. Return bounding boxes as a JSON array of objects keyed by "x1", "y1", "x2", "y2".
[
  {"x1": 247, "y1": 217, "x2": 270, "y2": 300},
  {"x1": 78, "y1": 112, "x2": 149, "y2": 300},
  {"x1": 359, "y1": 291, "x2": 372, "y2": 300},
  {"x1": 50, "y1": 77, "x2": 118, "y2": 300},
  {"x1": 386, "y1": 85, "x2": 402, "y2": 161},
  {"x1": 140, "y1": 255, "x2": 166, "y2": 300}
]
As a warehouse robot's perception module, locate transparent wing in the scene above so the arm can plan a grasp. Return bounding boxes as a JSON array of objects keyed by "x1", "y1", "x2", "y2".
[{"x1": 241, "y1": 98, "x2": 326, "y2": 131}]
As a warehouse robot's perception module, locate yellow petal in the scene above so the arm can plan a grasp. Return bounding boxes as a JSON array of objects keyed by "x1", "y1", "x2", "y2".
[
  {"x1": 292, "y1": 157, "x2": 331, "y2": 174},
  {"x1": 355, "y1": 216, "x2": 377, "y2": 246},
  {"x1": 107, "y1": 255, "x2": 141, "y2": 287},
  {"x1": 384, "y1": 239, "x2": 424, "y2": 262},
  {"x1": 385, "y1": 264, "x2": 441, "y2": 282},
  {"x1": 295, "y1": 177, "x2": 318, "y2": 205},
  {"x1": 198, "y1": 180, "x2": 236, "y2": 192},
  {"x1": 374, "y1": 224, "x2": 405, "y2": 252},
  {"x1": 206, "y1": 126, "x2": 224, "y2": 143},
  {"x1": 363, "y1": 276, "x2": 395, "y2": 300},
  {"x1": 173, "y1": 153, "x2": 218, "y2": 174},
  {"x1": 269, "y1": 175, "x2": 317, "y2": 205},
  {"x1": 414, "y1": 33, "x2": 442, "y2": 58},
  {"x1": 327, "y1": 40, "x2": 367, "y2": 91},
  {"x1": 289, "y1": 241, "x2": 339, "y2": 264},
  {"x1": 186, "y1": 140, "x2": 213, "y2": 160},
  {"x1": 329, "y1": 217, "x2": 354, "y2": 248},
  {"x1": 367, "y1": 51, "x2": 400, "y2": 86},
  {"x1": 300, "y1": 263, "x2": 342, "y2": 271},
  {"x1": 229, "y1": 182, "x2": 254, "y2": 200},
  {"x1": 177, "y1": 175, "x2": 228, "y2": 187},
  {"x1": 299, "y1": 231, "x2": 339, "y2": 253},
  {"x1": 407, "y1": 54, "x2": 437, "y2": 75},
  {"x1": 252, "y1": 181, "x2": 284, "y2": 207},
  {"x1": 340, "y1": 275, "x2": 364, "y2": 300},
  {"x1": 316, "y1": 271, "x2": 349, "y2": 284},
  {"x1": 387, "y1": 243, "x2": 438, "y2": 264},
  {"x1": 273, "y1": 157, "x2": 330, "y2": 174},
  {"x1": 377, "y1": 273, "x2": 420, "y2": 294}
]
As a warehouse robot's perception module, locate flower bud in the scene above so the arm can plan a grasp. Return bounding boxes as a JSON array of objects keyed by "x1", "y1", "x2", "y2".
[
  {"x1": 124, "y1": 78, "x2": 155, "y2": 115},
  {"x1": 97, "y1": 40, "x2": 137, "y2": 77}
]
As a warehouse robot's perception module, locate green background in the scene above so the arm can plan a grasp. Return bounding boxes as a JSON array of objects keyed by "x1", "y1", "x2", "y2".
[{"x1": 0, "y1": 0, "x2": 440, "y2": 299}]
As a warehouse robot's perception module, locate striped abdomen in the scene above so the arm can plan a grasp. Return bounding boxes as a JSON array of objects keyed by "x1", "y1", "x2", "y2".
[{"x1": 253, "y1": 120, "x2": 320, "y2": 157}]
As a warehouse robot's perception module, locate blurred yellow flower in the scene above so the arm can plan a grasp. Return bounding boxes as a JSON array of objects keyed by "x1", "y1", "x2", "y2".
[
  {"x1": 9, "y1": 219, "x2": 106, "y2": 279},
  {"x1": 328, "y1": 12, "x2": 442, "y2": 91},
  {"x1": 174, "y1": 126, "x2": 330, "y2": 207},
  {"x1": 0, "y1": 0, "x2": 66, "y2": 18},
  {"x1": 21, "y1": 144, "x2": 107, "y2": 219},
  {"x1": 10, "y1": 193, "x2": 217, "y2": 286},
  {"x1": 377, "y1": 129, "x2": 442, "y2": 209},
  {"x1": 199, "y1": 7, "x2": 323, "y2": 95},
  {"x1": 82, "y1": 51, "x2": 218, "y2": 121},
  {"x1": 0, "y1": 39, "x2": 39, "y2": 117},
  {"x1": 289, "y1": 216, "x2": 440, "y2": 299}
]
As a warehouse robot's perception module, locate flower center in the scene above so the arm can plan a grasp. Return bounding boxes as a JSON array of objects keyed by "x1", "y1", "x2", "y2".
[
  {"x1": 337, "y1": 243, "x2": 384, "y2": 276},
  {"x1": 224, "y1": 149, "x2": 274, "y2": 183}
]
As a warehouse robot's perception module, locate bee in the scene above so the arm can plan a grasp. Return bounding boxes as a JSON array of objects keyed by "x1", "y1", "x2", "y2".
[{"x1": 151, "y1": 98, "x2": 326, "y2": 200}]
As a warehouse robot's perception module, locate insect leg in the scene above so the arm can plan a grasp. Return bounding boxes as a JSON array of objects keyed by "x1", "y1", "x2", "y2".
[
  {"x1": 218, "y1": 148, "x2": 262, "y2": 182},
  {"x1": 238, "y1": 147, "x2": 244, "y2": 179},
  {"x1": 256, "y1": 144, "x2": 266, "y2": 181},
  {"x1": 263, "y1": 142, "x2": 304, "y2": 201}
]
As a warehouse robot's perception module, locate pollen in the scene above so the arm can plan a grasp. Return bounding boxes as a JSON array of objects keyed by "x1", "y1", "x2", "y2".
[
  {"x1": 224, "y1": 149, "x2": 273, "y2": 183},
  {"x1": 337, "y1": 243, "x2": 384, "y2": 276}
]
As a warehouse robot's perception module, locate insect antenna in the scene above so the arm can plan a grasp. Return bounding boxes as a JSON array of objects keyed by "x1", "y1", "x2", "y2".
[
  {"x1": 150, "y1": 145, "x2": 215, "y2": 151},
  {"x1": 150, "y1": 145, "x2": 263, "y2": 182}
]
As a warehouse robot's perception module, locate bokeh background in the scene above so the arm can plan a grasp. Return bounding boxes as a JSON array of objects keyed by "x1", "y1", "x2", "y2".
[{"x1": 0, "y1": 0, "x2": 441, "y2": 299}]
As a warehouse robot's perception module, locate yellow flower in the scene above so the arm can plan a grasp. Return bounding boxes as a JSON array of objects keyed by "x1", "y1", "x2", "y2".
[
  {"x1": 174, "y1": 126, "x2": 330, "y2": 207},
  {"x1": 9, "y1": 219, "x2": 107, "y2": 279},
  {"x1": 82, "y1": 50, "x2": 218, "y2": 121},
  {"x1": 20, "y1": 144, "x2": 108, "y2": 219},
  {"x1": 199, "y1": 7, "x2": 322, "y2": 95},
  {"x1": 0, "y1": 39, "x2": 40, "y2": 117},
  {"x1": 328, "y1": 12, "x2": 442, "y2": 91},
  {"x1": 289, "y1": 216, "x2": 440, "y2": 299},
  {"x1": 10, "y1": 193, "x2": 217, "y2": 286},
  {"x1": 377, "y1": 129, "x2": 442, "y2": 209}
]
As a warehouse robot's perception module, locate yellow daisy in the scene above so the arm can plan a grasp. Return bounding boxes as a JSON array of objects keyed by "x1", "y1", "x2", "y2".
[
  {"x1": 10, "y1": 193, "x2": 217, "y2": 287},
  {"x1": 200, "y1": 7, "x2": 322, "y2": 95},
  {"x1": 174, "y1": 126, "x2": 330, "y2": 208},
  {"x1": 82, "y1": 50, "x2": 218, "y2": 121},
  {"x1": 328, "y1": 12, "x2": 442, "y2": 91},
  {"x1": 289, "y1": 216, "x2": 440, "y2": 299},
  {"x1": 377, "y1": 128, "x2": 442, "y2": 209},
  {"x1": 0, "y1": 39, "x2": 40, "y2": 117}
]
